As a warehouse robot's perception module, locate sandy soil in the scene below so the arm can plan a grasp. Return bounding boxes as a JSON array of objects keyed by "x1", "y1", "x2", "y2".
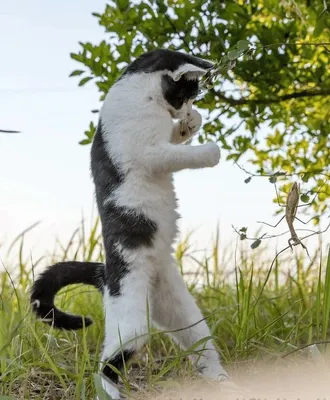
[{"x1": 139, "y1": 360, "x2": 330, "y2": 400}]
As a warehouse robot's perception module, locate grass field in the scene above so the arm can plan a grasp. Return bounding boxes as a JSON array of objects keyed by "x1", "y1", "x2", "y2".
[{"x1": 1, "y1": 219, "x2": 330, "y2": 399}]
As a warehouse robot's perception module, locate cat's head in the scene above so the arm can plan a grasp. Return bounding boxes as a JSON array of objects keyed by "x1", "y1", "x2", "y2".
[{"x1": 120, "y1": 49, "x2": 213, "y2": 119}]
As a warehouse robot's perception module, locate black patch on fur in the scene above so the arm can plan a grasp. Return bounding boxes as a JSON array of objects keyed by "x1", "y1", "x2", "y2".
[
  {"x1": 120, "y1": 49, "x2": 213, "y2": 77},
  {"x1": 30, "y1": 261, "x2": 104, "y2": 330},
  {"x1": 91, "y1": 123, "x2": 124, "y2": 206},
  {"x1": 102, "y1": 350, "x2": 135, "y2": 384},
  {"x1": 161, "y1": 75, "x2": 199, "y2": 110},
  {"x1": 118, "y1": 49, "x2": 211, "y2": 110},
  {"x1": 103, "y1": 201, "x2": 157, "y2": 249},
  {"x1": 104, "y1": 245, "x2": 129, "y2": 297},
  {"x1": 91, "y1": 121, "x2": 158, "y2": 297}
]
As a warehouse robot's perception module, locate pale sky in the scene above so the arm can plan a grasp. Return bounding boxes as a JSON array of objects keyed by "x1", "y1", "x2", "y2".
[{"x1": 0, "y1": 1, "x2": 327, "y2": 268}]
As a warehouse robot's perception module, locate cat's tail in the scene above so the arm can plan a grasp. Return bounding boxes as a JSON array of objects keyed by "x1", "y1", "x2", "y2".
[{"x1": 30, "y1": 261, "x2": 105, "y2": 330}]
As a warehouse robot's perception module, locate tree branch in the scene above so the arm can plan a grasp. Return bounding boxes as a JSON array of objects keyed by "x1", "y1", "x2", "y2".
[
  {"x1": 163, "y1": 13, "x2": 196, "y2": 56},
  {"x1": 214, "y1": 87, "x2": 330, "y2": 106}
]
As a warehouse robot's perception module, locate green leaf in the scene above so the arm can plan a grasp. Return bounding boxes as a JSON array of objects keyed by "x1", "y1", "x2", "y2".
[
  {"x1": 220, "y1": 55, "x2": 230, "y2": 64},
  {"x1": 69, "y1": 70, "x2": 85, "y2": 77},
  {"x1": 313, "y1": 18, "x2": 326, "y2": 38},
  {"x1": 240, "y1": 227, "x2": 247, "y2": 233},
  {"x1": 157, "y1": 0, "x2": 167, "y2": 13},
  {"x1": 237, "y1": 40, "x2": 250, "y2": 51},
  {"x1": 300, "y1": 194, "x2": 310, "y2": 203},
  {"x1": 78, "y1": 76, "x2": 93, "y2": 87},
  {"x1": 79, "y1": 139, "x2": 92, "y2": 145},
  {"x1": 302, "y1": 172, "x2": 311, "y2": 183},
  {"x1": 226, "y1": 153, "x2": 240, "y2": 161},
  {"x1": 227, "y1": 50, "x2": 240, "y2": 60},
  {"x1": 116, "y1": 0, "x2": 129, "y2": 12},
  {"x1": 251, "y1": 239, "x2": 262, "y2": 249},
  {"x1": 70, "y1": 52, "x2": 83, "y2": 62},
  {"x1": 269, "y1": 176, "x2": 277, "y2": 184}
]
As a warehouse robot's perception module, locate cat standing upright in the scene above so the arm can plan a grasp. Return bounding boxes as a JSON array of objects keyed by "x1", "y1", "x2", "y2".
[{"x1": 31, "y1": 49, "x2": 229, "y2": 399}]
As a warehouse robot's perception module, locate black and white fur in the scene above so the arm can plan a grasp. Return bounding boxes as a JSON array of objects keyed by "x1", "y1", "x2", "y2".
[{"x1": 31, "y1": 49, "x2": 229, "y2": 399}]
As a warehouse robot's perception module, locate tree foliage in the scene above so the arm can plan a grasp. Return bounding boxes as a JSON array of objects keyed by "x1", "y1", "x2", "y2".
[{"x1": 70, "y1": 0, "x2": 330, "y2": 215}]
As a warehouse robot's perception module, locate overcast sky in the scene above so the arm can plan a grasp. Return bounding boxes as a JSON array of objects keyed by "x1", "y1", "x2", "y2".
[{"x1": 0, "y1": 0, "x2": 327, "y2": 269}]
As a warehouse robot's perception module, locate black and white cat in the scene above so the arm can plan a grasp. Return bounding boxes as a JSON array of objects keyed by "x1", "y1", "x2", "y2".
[{"x1": 31, "y1": 49, "x2": 229, "y2": 399}]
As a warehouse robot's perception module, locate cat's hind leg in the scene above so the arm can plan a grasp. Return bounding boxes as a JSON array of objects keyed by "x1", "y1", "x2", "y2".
[
  {"x1": 151, "y1": 258, "x2": 229, "y2": 381},
  {"x1": 99, "y1": 262, "x2": 153, "y2": 399}
]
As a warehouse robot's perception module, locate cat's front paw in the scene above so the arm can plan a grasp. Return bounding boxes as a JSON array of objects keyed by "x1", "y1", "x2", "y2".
[
  {"x1": 200, "y1": 142, "x2": 221, "y2": 167},
  {"x1": 173, "y1": 110, "x2": 202, "y2": 144},
  {"x1": 186, "y1": 109, "x2": 202, "y2": 135}
]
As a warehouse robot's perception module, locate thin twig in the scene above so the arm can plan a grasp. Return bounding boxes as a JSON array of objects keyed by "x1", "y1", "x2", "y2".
[
  {"x1": 214, "y1": 87, "x2": 330, "y2": 106},
  {"x1": 235, "y1": 162, "x2": 330, "y2": 180},
  {"x1": 163, "y1": 13, "x2": 195, "y2": 55},
  {"x1": 232, "y1": 225, "x2": 318, "y2": 242},
  {"x1": 260, "y1": 41, "x2": 330, "y2": 48}
]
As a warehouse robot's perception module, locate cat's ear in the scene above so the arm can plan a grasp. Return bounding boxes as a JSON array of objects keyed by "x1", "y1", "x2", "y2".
[{"x1": 171, "y1": 62, "x2": 213, "y2": 82}]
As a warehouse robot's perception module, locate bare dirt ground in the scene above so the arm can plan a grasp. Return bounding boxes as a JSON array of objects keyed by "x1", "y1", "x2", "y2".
[{"x1": 139, "y1": 360, "x2": 330, "y2": 400}]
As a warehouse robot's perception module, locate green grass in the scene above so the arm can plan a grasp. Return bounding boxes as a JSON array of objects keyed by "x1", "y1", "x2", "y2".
[{"x1": 0, "y1": 219, "x2": 330, "y2": 399}]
